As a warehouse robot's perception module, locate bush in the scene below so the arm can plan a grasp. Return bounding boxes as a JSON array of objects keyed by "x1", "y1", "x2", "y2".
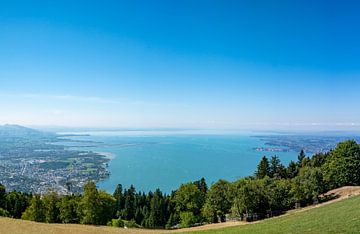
[
  {"x1": 108, "y1": 218, "x2": 124, "y2": 227},
  {"x1": 180, "y1": 211, "x2": 197, "y2": 228},
  {"x1": 124, "y1": 219, "x2": 141, "y2": 228},
  {"x1": 0, "y1": 208, "x2": 9, "y2": 217}
]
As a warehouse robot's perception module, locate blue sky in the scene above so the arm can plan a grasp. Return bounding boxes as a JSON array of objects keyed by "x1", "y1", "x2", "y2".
[{"x1": 0, "y1": 1, "x2": 359, "y2": 129}]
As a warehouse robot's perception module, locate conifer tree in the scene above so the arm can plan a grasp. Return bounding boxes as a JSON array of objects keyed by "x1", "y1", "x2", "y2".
[{"x1": 255, "y1": 156, "x2": 270, "y2": 179}]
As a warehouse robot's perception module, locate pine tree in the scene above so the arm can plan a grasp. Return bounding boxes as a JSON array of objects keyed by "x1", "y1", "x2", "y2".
[
  {"x1": 194, "y1": 177, "x2": 208, "y2": 195},
  {"x1": 255, "y1": 156, "x2": 270, "y2": 179},
  {"x1": 113, "y1": 184, "x2": 124, "y2": 217},
  {"x1": 148, "y1": 189, "x2": 165, "y2": 227},
  {"x1": 269, "y1": 155, "x2": 286, "y2": 178},
  {"x1": 123, "y1": 185, "x2": 136, "y2": 220},
  {"x1": 298, "y1": 150, "x2": 306, "y2": 166},
  {"x1": 286, "y1": 160, "x2": 298, "y2": 178}
]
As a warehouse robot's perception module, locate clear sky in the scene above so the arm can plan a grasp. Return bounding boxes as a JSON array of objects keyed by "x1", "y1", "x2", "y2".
[{"x1": 0, "y1": 0, "x2": 359, "y2": 130}]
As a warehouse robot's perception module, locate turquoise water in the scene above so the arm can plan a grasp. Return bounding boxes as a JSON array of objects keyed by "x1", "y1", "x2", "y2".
[{"x1": 62, "y1": 130, "x2": 298, "y2": 193}]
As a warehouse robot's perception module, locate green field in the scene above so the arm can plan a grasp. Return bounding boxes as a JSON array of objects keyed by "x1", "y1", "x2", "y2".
[{"x1": 190, "y1": 195, "x2": 360, "y2": 234}]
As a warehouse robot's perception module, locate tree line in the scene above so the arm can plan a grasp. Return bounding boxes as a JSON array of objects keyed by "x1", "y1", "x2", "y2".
[{"x1": 0, "y1": 140, "x2": 359, "y2": 229}]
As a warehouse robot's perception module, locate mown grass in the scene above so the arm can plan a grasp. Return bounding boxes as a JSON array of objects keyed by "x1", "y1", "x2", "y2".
[{"x1": 189, "y1": 195, "x2": 360, "y2": 234}]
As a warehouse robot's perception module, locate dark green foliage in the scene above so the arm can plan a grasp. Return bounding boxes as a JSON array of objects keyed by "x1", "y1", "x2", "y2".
[
  {"x1": 255, "y1": 156, "x2": 270, "y2": 179},
  {"x1": 174, "y1": 183, "x2": 203, "y2": 217},
  {"x1": 232, "y1": 179, "x2": 268, "y2": 219},
  {"x1": 58, "y1": 195, "x2": 80, "y2": 223},
  {"x1": 22, "y1": 195, "x2": 45, "y2": 222},
  {"x1": 0, "y1": 207, "x2": 9, "y2": 217},
  {"x1": 292, "y1": 167, "x2": 324, "y2": 205},
  {"x1": 269, "y1": 156, "x2": 286, "y2": 178},
  {"x1": 194, "y1": 177, "x2": 208, "y2": 200},
  {"x1": 203, "y1": 180, "x2": 233, "y2": 222},
  {"x1": 113, "y1": 184, "x2": 124, "y2": 217},
  {"x1": 78, "y1": 181, "x2": 101, "y2": 224},
  {"x1": 149, "y1": 189, "x2": 166, "y2": 227},
  {"x1": 323, "y1": 140, "x2": 360, "y2": 189},
  {"x1": 310, "y1": 152, "x2": 328, "y2": 167},
  {"x1": 298, "y1": 150, "x2": 306, "y2": 165},
  {"x1": 0, "y1": 184, "x2": 5, "y2": 209},
  {"x1": 43, "y1": 192, "x2": 60, "y2": 223},
  {"x1": 264, "y1": 178, "x2": 293, "y2": 212},
  {"x1": 286, "y1": 160, "x2": 298, "y2": 178},
  {"x1": 5, "y1": 191, "x2": 30, "y2": 218},
  {"x1": 179, "y1": 211, "x2": 197, "y2": 228},
  {"x1": 122, "y1": 185, "x2": 136, "y2": 220},
  {"x1": 166, "y1": 212, "x2": 179, "y2": 229},
  {"x1": 98, "y1": 190, "x2": 116, "y2": 225}
]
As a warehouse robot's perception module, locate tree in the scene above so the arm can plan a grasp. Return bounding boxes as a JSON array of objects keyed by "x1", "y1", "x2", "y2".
[
  {"x1": 255, "y1": 156, "x2": 270, "y2": 179},
  {"x1": 298, "y1": 150, "x2": 306, "y2": 166},
  {"x1": 146, "y1": 189, "x2": 166, "y2": 228},
  {"x1": 98, "y1": 190, "x2": 116, "y2": 225},
  {"x1": 179, "y1": 211, "x2": 197, "y2": 228},
  {"x1": 203, "y1": 180, "x2": 232, "y2": 223},
  {"x1": 286, "y1": 160, "x2": 298, "y2": 178},
  {"x1": 43, "y1": 192, "x2": 60, "y2": 223},
  {"x1": 323, "y1": 140, "x2": 360, "y2": 189},
  {"x1": 22, "y1": 195, "x2": 45, "y2": 222},
  {"x1": 166, "y1": 212, "x2": 178, "y2": 229},
  {"x1": 174, "y1": 183, "x2": 203, "y2": 223},
  {"x1": 292, "y1": 167, "x2": 324, "y2": 206},
  {"x1": 134, "y1": 207, "x2": 144, "y2": 225},
  {"x1": 194, "y1": 178, "x2": 208, "y2": 196},
  {"x1": 78, "y1": 181, "x2": 101, "y2": 224},
  {"x1": 264, "y1": 178, "x2": 292, "y2": 213},
  {"x1": 232, "y1": 179, "x2": 268, "y2": 220},
  {"x1": 5, "y1": 191, "x2": 31, "y2": 218},
  {"x1": 310, "y1": 153, "x2": 328, "y2": 168},
  {"x1": 113, "y1": 184, "x2": 124, "y2": 218},
  {"x1": 122, "y1": 185, "x2": 136, "y2": 220},
  {"x1": 58, "y1": 195, "x2": 80, "y2": 223},
  {"x1": 269, "y1": 156, "x2": 286, "y2": 178},
  {"x1": 0, "y1": 184, "x2": 5, "y2": 209}
]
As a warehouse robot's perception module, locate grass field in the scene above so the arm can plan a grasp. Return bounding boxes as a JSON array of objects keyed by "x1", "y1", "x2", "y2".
[
  {"x1": 0, "y1": 193, "x2": 359, "y2": 234},
  {"x1": 189, "y1": 195, "x2": 360, "y2": 234}
]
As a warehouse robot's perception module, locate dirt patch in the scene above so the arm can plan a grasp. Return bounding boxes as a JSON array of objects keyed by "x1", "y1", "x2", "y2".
[
  {"x1": 169, "y1": 221, "x2": 247, "y2": 233},
  {"x1": 323, "y1": 186, "x2": 360, "y2": 198}
]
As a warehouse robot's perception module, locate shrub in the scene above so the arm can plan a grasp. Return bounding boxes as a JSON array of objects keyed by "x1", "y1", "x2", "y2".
[
  {"x1": 0, "y1": 208, "x2": 9, "y2": 217},
  {"x1": 180, "y1": 211, "x2": 197, "y2": 228},
  {"x1": 108, "y1": 218, "x2": 124, "y2": 227}
]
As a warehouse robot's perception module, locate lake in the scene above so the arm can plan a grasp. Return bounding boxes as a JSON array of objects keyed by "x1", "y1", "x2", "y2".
[{"x1": 60, "y1": 130, "x2": 298, "y2": 193}]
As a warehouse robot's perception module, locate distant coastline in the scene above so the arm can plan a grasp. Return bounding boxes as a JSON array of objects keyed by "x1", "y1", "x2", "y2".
[{"x1": 95, "y1": 151, "x2": 115, "y2": 160}]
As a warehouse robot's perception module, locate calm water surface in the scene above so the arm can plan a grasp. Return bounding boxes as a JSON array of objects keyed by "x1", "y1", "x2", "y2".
[{"x1": 60, "y1": 130, "x2": 298, "y2": 193}]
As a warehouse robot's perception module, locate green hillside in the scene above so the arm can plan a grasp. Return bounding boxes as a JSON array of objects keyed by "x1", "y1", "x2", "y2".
[
  {"x1": 190, "y1": 195, "x2": 360, "y2": 234},
  {"x1": 1, "y1": 194, "x2": 359, "y2": 234}
]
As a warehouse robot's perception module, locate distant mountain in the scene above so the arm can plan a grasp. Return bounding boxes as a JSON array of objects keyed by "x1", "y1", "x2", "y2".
[{"x1": 0, "y1": 124, "x2": 55, "y2": 139}]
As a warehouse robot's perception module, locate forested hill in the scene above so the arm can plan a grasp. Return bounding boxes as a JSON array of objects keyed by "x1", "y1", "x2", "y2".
[{"x1": 0, "y1": 124, "x2": 54, "y2": 139}]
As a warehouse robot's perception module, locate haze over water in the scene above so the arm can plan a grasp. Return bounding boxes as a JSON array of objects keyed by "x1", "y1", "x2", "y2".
[{"x1": 62, "y1": 130, "x2": 298, "y2": 193}]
